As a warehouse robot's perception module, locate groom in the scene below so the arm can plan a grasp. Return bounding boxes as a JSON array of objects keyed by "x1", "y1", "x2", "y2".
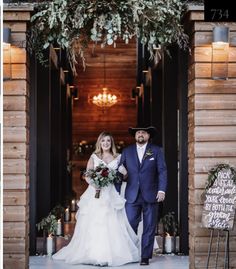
[{"x1": 118, "y1": 125, "x2": 168, "y2": 265}]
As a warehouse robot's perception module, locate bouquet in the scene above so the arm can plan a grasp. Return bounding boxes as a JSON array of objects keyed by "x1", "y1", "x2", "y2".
[{"x1": 84, "y1": 163, "x2": 120, "y2": 198}]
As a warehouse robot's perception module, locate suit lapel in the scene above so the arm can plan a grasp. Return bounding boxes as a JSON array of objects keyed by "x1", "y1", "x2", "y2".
[{"x1": 132, "y1": 144, "x2": 140, "y2": 168}]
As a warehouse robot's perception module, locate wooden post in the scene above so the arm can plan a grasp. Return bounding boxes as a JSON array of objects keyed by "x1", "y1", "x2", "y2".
[
  {"x1": 3, "y1": 5, "x2": 33, "y2": 269},
  {"x1": 185, "y1": 5, "x2": 236, "y2": 269}
]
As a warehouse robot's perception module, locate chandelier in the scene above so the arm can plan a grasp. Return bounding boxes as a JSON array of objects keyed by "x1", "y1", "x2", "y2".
[
  {"x1": 92, "y1": 87, "x2": 117, "y2": 107},
  {"x1": 92, "y1": 54, "x2": 118, "y2": 108}
]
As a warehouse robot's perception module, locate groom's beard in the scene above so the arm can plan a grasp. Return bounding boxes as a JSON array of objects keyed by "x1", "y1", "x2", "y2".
[{"x1": 136, "y1": 136, "x2": 146, "y2": 144}]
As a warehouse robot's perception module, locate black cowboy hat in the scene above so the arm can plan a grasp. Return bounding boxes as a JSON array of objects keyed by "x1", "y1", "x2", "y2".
[{"x1": 128, "y1": 125, "x2": 157, "y2": 138}]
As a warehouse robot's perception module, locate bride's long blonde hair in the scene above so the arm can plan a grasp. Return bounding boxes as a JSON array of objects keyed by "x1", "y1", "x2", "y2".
[{"x1": 94, "y1": 132, "x2": 118, "y2": 158}]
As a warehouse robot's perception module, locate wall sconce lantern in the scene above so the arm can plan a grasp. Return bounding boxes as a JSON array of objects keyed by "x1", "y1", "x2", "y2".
[
  {"x1": 71, "y1": 86, "x2": 79, "y2": 101},
  {"x1": 132, "y1": 86, "x2": 141, "y2": 99},
  {"x1": 73, "y1": 88, "x2": 79, "y2": 100},
  {"x1": 211, "y1": 26, "x2": 229, "y2": 80},
  {"x1": 3, "y1": 28, "x2": 11, "y2": 44},
  {"x1": 3, "y1": 27, "x2": 12, "y2": 81},
  {"x1": 3, "y1": 27, "x2": 11, "y2": 44}
]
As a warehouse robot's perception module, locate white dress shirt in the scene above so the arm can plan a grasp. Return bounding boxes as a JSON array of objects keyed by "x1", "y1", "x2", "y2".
[{"x1": 137, "y1": 143, "x2": 147, "y2": 163}]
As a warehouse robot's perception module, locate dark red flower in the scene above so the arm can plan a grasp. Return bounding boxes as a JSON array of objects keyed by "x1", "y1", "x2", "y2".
[
  {"x1": 96, "y1": 167, "x2": 102, "y2": 172},
  {"x1": 101, "y1": 169, "x2": 109, "y2": 177}
]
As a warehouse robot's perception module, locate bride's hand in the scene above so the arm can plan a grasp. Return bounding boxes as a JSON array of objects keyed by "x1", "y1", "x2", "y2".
[
  {"x1": 85, "y1": 176, "x2": 96, "y2": 187},
  {"x1": 118, "y1": 165, "x2": 128, "y2": 176}
]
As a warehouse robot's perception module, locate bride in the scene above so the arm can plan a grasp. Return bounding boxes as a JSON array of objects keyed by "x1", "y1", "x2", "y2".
[{"x1": 52, "y1": 131, "x2": 139, "y2": 266}]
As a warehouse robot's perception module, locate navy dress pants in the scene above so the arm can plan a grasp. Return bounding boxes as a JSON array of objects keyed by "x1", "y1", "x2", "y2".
[{"x1": 125, "y1": 191, "x2": 158, "y2": 259}]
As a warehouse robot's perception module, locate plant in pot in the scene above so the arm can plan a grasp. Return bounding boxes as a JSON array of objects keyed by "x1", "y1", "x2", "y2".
[
  {"x1": 51, "y1": 204, "x2": 65, "y2": 220},
  {"x1": 160, "y1": 211, "x2": 178, "y2": 254},
  {"x1": 37, "y1": 213, "x2": 58, "y2": 255}
]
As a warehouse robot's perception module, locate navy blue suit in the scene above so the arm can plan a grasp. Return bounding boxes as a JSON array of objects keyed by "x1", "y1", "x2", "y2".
[{"x1": 119, "y1": 143, "x2": 167, "y2": 259}]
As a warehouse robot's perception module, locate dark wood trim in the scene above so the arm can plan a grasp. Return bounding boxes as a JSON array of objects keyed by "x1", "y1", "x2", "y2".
[
  {"x1": 50, "y1": 66, "x2": 62, "y2": 206},
  {"x1": 136, "y1": 39, "x2": 143, "y2": 87},
  {"x1": 143, "y1": 84, "x2": 151, "y2": 125},
  {"x1": 151, "y1": 66, "x2": 163, "y2": 146},
  {"x1": 29, "y1": 52, "x2": 37, "y2": 255},
  {"x1": 178, "y1": 48, "x2": 189, "y2": 255},
  {"x1": 162, "y1": 47, "x2": 178, "y2": 218},
  {"x1": 60, "y1": 84, "x2": 70, "y2": 201},
  {"x1": 64, "y1": 88, "x2": 73, "y2": 199},
  {"x1": 36, "y1": 50, "x2": 52, "y2": 222}
]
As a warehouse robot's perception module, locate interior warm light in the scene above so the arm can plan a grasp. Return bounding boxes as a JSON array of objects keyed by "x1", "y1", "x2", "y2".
[
  {"x1": 92, "y1": 54, "x2": 118, "y2": 108},
  {"x1": 92, "y1": 87, "x2": 117, "y2": 107}
]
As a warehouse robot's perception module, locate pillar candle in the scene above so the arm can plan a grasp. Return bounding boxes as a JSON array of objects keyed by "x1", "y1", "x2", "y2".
[
  {"x1": 71, "y1": 199, "x2": 76, "y2": 212},
  {"x1": 56, "y1": 219, "x2": 62, "y2": 236},
  {"x1": 164, "y1": 234, "x2": 172, "y2": 253},
  {"x1": 64, "y1": 207, "x2": 70, "y2": 222},
  {"x1": 47, "y1": 234, "x2": 53, "y2": 256}
]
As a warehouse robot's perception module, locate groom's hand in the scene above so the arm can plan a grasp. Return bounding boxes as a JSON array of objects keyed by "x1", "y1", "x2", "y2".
[{"x1": 156, "y1": 191, "x2": 165, "y2": 202}]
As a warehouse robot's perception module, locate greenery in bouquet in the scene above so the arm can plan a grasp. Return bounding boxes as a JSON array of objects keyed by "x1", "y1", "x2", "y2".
[
  {"x1": 29, "y1": 0, "x2": 189, "y2": 74},
  {"x1": 84, "y1": 162, "x2": 120, "y2": 198}
]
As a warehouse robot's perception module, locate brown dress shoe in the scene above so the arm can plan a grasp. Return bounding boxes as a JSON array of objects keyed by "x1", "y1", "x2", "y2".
[{"x1": 140, "y1": 258, "x2": 149, "y2": 265}]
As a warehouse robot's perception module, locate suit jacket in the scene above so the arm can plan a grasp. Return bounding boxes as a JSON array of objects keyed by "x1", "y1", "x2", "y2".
[{"x1": 119, "y1": 143, "x2": 167, "y2": 203}]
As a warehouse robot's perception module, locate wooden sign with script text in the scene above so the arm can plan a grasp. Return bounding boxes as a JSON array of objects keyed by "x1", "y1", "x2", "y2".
[{"x1": 202, "y1": 168, "x2": 236, "y2": 230}]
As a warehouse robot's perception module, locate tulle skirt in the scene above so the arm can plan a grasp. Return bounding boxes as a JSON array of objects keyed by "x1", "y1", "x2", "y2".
[{"x1": 52, "y1": 185, "x2": 140, "y2": 266}]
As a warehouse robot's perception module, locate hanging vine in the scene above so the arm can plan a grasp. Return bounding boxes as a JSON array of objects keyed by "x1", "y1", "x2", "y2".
[{"x1": 29, "y1": 0, "x2": 189, "y2": 74}]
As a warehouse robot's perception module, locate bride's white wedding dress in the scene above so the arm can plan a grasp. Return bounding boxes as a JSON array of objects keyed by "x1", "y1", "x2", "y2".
[{"x1": 52, "y1": 153, "x2": 139, "y2": 266}]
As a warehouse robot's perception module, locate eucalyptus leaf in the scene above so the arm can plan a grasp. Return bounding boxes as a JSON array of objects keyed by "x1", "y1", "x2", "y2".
[{"x1": 43, "y1": 42, "x2": 50, "y2": 49}]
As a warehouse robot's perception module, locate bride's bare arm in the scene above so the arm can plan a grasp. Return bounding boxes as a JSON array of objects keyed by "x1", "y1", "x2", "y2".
[{"x1": 84, "y1": 156, "x2": 94, "y2": 185}]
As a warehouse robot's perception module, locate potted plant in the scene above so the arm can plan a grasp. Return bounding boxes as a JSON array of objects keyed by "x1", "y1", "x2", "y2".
[
  {"x1": 160, "y1": 211, "x2": 178, "y2": 254},
  {"x1": 37, "y1": 213, "x2": 58, "y2": 255},
  {"x1": 37, "y1": 213, "x2": 58, "y2": 234}
]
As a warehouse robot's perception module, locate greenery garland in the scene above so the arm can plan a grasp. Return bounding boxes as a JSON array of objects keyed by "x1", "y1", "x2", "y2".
[
  {"x1": 29, "y1": 0, "x2": 189, "y2": 73},
  {"x1": 204, "y1": 163, "x2": 236, "y2": 192}
]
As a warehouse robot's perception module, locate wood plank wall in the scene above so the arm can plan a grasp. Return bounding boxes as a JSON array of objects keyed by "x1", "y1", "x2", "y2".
[
  {"x1": 72, "y1": 43, "x2": 137, "y2": 198},
  {"x1": 73, "y1": 43, "x2": 137, "y2": 144},
  {"x1": 3, "y1": 7, "x2": 33, "y2": 269},
  {"x1": 186, "y1": 9, "x2": 236, "y2": 269}
]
